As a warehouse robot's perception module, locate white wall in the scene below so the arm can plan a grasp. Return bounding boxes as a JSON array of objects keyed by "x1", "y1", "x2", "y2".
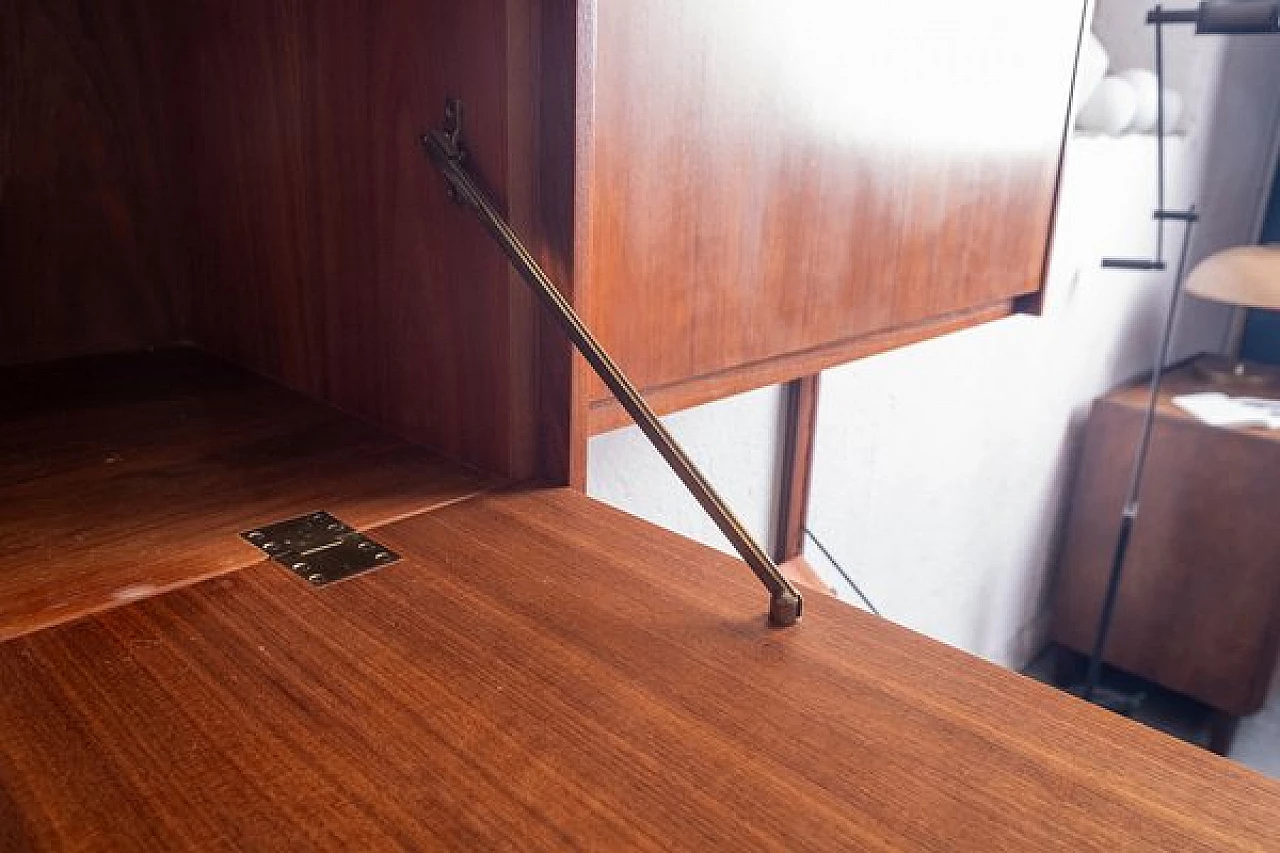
[
  {"x1": 808, "y1": 140, "x2": 1220, "y2": 668},
  {"x1": 587, "y1": 384, "x2": 785, "y2": 558},
  {"x1": 587, "y1": 8, "x2": 1280, "y2": 670}
]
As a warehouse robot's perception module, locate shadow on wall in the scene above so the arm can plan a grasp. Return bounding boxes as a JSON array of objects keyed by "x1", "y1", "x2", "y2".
[
  {"x1": 969, "y1": 401, "x2": 1093, "y2": 663},
  {"x1": 1032, "y1": 403, "x2": 1093, "y2": 635}
]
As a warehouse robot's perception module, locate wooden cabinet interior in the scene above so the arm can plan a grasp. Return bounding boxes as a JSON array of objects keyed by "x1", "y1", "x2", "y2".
[
  {"x1": 2, "y1": 0, "x2": 1086, "y2": 481},
  {"x1": 0, "y1": 0, "x2": 188, "y2": 365},
  {"x1": 2, "y1": 0, "x2": 564, "y2": 482},
  {"x1": 176, "y1": 1, "x2": 542, "y2": 479},
  {"x1": 0, "y1": 348, "x2": 497, "y2": 641}
]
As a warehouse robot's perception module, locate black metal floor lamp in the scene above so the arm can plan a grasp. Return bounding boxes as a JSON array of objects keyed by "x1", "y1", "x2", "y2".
[{"x1": 1077, "y1": 1, "x2": 1280, "y2": 710}]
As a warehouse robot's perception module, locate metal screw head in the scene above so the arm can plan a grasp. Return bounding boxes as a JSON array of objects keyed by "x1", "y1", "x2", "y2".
[
  {"x1": 246, "y1": 530, "x2": 265, "y2": 541},
  {"x1": 292, "y1": 561, "x2": 309, "y2": 572},
  {"x1": 307, "y1": 572, "x2": 325, "y2": 584}
]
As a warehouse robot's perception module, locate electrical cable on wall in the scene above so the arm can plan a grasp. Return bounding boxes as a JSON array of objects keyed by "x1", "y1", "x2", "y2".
[{"x1": 803, "y1": 528, "x2": 880, "y2": 617}]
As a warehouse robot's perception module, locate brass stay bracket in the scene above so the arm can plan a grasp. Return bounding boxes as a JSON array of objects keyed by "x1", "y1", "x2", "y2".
[{"x1": 422, "y1": 99, "x2": 802, "y2": 627}]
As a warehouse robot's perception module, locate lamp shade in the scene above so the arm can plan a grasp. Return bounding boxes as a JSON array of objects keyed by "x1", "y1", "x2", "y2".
[{"x1": 1185, "y1": 245, "x2": 1280, "y2": 309}]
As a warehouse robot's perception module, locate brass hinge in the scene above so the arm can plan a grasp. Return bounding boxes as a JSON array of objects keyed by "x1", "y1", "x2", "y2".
[{"x1": 242, "y1": 512, "x2": 399, "y2": 585}]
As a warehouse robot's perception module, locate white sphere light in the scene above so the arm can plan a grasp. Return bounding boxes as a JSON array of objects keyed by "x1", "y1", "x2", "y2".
[
  {"x1": 1076, "y1": 32, "x2": 1109, "y2": 108},
  {"x1": 1076, "y1": 76, "x2": 1138, "y2": 136},
  {"x1": 1160, "y1": 88, "x2": 1184, "y2": 134},
  {"x1": 1119, "y1": 69, "x2": 1161, "y2": 133}
]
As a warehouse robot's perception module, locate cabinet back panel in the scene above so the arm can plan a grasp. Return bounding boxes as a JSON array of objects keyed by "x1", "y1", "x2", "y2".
[
  {"x1": 0, "y1": 0, "x2": 188, "y2": 365},
  {"x1": 177, "y1": 0, "x2": 541, "y2": 479},
  {"x1": 582, "y1": 0, "x2": 1085, "y2": 404}
]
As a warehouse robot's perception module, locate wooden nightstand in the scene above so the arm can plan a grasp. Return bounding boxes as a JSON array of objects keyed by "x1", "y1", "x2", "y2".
[{"x1": 1052, "y1": 361, "x2": 1280, "y2": 754}]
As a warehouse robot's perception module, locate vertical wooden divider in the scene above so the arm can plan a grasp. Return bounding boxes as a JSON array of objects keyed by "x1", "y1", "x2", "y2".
[{"x1": 774, "y1": 373, "x2": 820, "y2": 563}]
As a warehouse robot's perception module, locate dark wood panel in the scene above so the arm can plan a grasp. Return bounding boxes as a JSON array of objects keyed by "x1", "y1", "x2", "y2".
[
  {"x1": 0, "y1": 0, "x2": 187, "y2": 365},
  {"x1": 775, "y1": 374, "x2": 820, "y2": 562},
  {"x1": 0, "y1": 348, "x2": 495, "y2": 641},
  {"x1": 173, "y1": 0, "x2": 544, "y2": 480},
  {"x1": 581, "y1": 0, "x2": 1085, "y2": 410},
  {"x1": 1052, "y1": 366, "x2": 1280, "y2": 715},
  {"x1": 509, "y1": 0, "x2": 587, "y2": 487},
  {"x1": 2, "y1": 486, "x2": 1278, "y2": 850}
]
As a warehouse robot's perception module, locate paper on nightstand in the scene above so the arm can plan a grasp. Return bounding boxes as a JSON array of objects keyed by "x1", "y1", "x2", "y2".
[{"x1": 1173, "y1": 392, "x2": 1280, "y2": 429}]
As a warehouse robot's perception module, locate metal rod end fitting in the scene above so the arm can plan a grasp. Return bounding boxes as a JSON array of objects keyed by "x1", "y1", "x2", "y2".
[{"x1": 768, "y1": 591, "x2": 804, "y2": 628}]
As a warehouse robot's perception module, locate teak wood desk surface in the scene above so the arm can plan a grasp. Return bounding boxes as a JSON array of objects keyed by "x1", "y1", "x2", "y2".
[{"x1": 3, "y1": 486, "x2": 1279, "y2": 851}]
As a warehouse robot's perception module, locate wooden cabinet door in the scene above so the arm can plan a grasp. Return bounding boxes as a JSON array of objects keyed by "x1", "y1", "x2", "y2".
[{"x1": 579, "y1": 0, "x2": 1086, "y2": 430}]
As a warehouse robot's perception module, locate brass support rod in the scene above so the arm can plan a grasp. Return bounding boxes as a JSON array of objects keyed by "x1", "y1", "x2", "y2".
[{"x1": 422, "y1": 99, "x2": 802, "y2": 627}]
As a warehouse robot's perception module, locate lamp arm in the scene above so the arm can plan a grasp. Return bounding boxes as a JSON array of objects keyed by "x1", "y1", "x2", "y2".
[{"x1": 1148, "y1": 2, "x2": 1280, "y2": 33}]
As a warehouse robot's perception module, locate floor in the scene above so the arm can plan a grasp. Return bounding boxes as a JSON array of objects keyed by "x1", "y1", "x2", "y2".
[
  {"x1": 1234, "y1": 681, "x2": 1280, "y2": 779},
  {"x1": 1025, "y1": 648, "x2": 1280, "y2": 780},
  {"x1": 0, "y1": 347, "x2": 497, "y2": 639}
]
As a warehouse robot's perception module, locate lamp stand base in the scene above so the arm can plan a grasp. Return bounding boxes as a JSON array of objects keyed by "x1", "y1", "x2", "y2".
[
  {"x1": 1068, "y1": 683, "x2": 1146, "y2": 717},
  {"x1": 1192, "y1": 354, "x2": 1280, "y2": 392}
]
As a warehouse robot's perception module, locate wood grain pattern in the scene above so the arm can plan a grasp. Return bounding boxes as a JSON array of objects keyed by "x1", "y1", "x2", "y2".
[
  {"x1": 1052, "y1": 365, "x2": 1280, "y2": 716},
  {"x1": 587, "y1": 302, "x2": 1011, "y2": 433},
  {"x1": 172, "y1": 0, "x2": 544, "y2": 480},
  {"x1": 0, "y1": 0, "x2": 187, "y2": 365},
  {"x1": 2, "y1": 486, "x2": 1278, "y2": 851},
  {"x1": 1, "y1": 0, "x2": 578, "y2": 481},
  {"x1": 580, "y1": 0, "x2": 1085, "y2": 418},
  {"x1": 508, "y1": 0, "x2": 587, "y2": 487},
  {"x1": 0, "y1": 348, "x2": 495, "y2": 641},
  {"x1": 775, "y1": 374, "x2": 820, "y2": 562}
]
